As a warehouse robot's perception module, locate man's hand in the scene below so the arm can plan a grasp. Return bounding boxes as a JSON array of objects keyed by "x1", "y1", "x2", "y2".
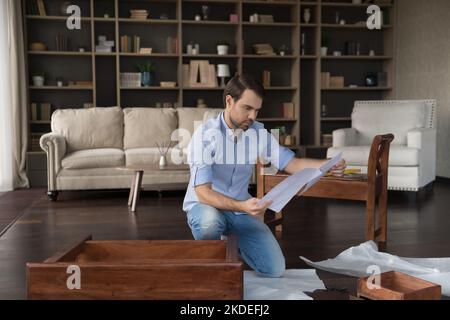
[
  {"x1": 329, "y1": 159, "x2": 347, "y2": 176},
  {"x1": 240, "y1": 198, "x2": 273, "y2": 216}
]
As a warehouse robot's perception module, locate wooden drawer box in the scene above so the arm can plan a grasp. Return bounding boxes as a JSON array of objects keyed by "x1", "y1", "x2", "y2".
[
  {"x1": 27, "y1": 235, "x2": 243, "y2": 300},
  {"x1": 357, "y1": 271, "x2": 441, "y2": 300}
]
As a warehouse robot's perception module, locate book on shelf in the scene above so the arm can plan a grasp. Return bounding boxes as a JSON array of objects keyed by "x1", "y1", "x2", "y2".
[
  {"x1": 37, "y1": 0, "x2": 46, "y2": 16},
  {"x1": 30, "y1": 102, "x2": 51, "y2": 121},
  {"x1": 133, "y1": 36, "x2": 141, "y2": 53},
  {"x1": 30, "y1": 133, "x2": 46, "y2": 151},
  {"x1": 55, "y1": 34, "x2": 68, "y2": 52},
  {"x1": 283, "y1": 102, "x2": 295, "y2": 118},
  {"x1": 262, "y1": 70, "x2": 271, "y2": 88},
  {"x1": 166, "y1": 37, "x2": 178, "y2": 54}
]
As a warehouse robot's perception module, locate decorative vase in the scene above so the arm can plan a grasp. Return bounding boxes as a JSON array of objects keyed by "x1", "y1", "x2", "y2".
[
  {"x1": 320, "y1": 47, "x2": 328, "y2": 56},
  {"x1": 217, "y1": 45, "x2": 229, "y2": 55},
  {"x1": 141, "y1": 72, "x2": 154, "y2": 87},
  {"x1": 303, "y1": 8, "x2": 311, "y2": 23},
  {"x1": 159, "y1": 155, "x2": 167, "y2": 168},
  {"x1": 32, "y1": 76, "x2": 45, "y2": 86}
]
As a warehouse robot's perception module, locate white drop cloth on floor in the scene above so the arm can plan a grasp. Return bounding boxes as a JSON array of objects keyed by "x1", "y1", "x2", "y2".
[
  {"x1": 300, "y1": 241, "x2": 450, "y2": 296},
  {"x1": 244, "y1": 269, "x2": 326, "y2": 300}
]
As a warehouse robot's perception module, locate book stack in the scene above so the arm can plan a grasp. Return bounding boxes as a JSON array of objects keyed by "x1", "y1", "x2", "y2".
[
  {"x1": 55, "y1": 34, "x2": 68, "y2": 51},
  {"x1": 68, "y1": 81, "x2": 93, "y2": 87},
  {"x1": 120, "y1": 73, "x2": 142, "y2": 88},
  {"x1": 253, "y1": 43, "x2": 275, "y2": 56},
  {"x1": 30, "y1": 103, "x2": 52, "y2": 121},
  {"x1": 27, "y1": 0, "x2": 46, "y2": 16},
  {"x1": 182, "y1": 60, "x2": 217, "y2": 88},
  {"x1": 130, "y1": 10, "x2": 149, "y2": 20}
]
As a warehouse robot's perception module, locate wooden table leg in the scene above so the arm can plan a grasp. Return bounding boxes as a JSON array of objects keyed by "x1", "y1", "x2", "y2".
[
  {"x1": 128, "y1": 173, "x2": 136, "y2": 207},
  {"x1": 131, "y1": 170, "x2": 143, "y2": 213}
]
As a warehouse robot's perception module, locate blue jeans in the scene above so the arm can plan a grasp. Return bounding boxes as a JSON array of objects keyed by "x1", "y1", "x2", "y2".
[{"x1": 186, "y1": 203, "x2": 285, "y2": 278}]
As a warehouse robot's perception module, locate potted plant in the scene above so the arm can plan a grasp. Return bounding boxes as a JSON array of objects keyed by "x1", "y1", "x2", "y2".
[
  {"x1": 137, "y1": 61, "x2": 155, "y2": 87},
  {"x1": 321, "y1": 36, "x2": 330, "y2": 56},
  {"x1": 32, "y1": 71, "x2": 46, "y2": 86},
  {"x1": 216, "y1": 41, "x2": 229, "y2": 55}
]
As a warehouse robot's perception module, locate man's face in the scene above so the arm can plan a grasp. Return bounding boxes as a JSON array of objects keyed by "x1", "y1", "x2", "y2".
[{"x1": 225, "y1": 89, "x2": 262, "y2": 131}]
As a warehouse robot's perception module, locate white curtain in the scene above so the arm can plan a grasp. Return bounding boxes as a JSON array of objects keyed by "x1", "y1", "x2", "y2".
[{"x1": 0, "y1": 0, "x2": 29, "y2": 191}]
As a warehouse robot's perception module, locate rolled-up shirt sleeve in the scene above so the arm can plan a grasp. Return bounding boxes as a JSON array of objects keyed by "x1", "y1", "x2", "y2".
[
  {"x1": 188, "y1": 125, "x2": 215, "y2": 187},
  {"x1": 192, "y1": 165, "x2": 213, "y2": 186}
]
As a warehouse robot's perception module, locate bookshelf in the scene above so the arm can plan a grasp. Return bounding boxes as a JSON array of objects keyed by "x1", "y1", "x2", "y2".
[{"x1": 23, "y1": 0, "x2": 396, "y2": 185}]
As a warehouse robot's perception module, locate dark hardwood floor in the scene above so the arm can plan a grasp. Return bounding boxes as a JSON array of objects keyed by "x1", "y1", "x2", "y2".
[{"x1": 0, "y1": 181, "x2": 449, "y2": 299}]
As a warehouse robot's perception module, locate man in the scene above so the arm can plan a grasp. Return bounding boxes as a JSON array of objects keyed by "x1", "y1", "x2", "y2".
[{"x1": 183, "y1": 73, "x2": 346, "y2": 278}]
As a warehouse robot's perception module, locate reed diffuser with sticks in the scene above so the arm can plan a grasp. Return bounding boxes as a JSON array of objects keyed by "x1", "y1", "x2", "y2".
[{"x1": 155, "y1": 141, "x2": 171, "y2": 169}]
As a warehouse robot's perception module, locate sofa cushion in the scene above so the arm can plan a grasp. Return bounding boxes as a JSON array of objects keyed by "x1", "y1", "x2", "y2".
[
  {"x1": 61, "y1": 148, "x2": 125, "y2": 169},
  {"x1": 203, "y1": 108, "x2": 223, "y2": 122},
  {"x1": 352, "y1": 101, "x2": 427, "y2": 146},
  {"x1": 176, "y1": 107, "x2": 223, "y2": 148},
  {"x1": 327, "y1": 145, "x2": 420, "y2": 167},
  {"x1": 123, "y1": 108, "x2": 177, "y2": 149},
  {"x1": 51, "y1": 106, "x2": 124, "y2": 152},
  {"x1": 125, "y1": 148, "x2": 187, "y2": 166}
]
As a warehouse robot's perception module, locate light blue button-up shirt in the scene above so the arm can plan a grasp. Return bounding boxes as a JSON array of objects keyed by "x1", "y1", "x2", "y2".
[{"x1": 182, "y1": 111, "x2": 295, "y2": 214}]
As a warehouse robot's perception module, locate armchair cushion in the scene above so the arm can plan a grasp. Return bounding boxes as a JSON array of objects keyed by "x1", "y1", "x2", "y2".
[
  {"x1": 327, "y1": 145, "x2": 420, "y2": 167},
  {"x1": 51, "y1": 106, "x2": 124, "y2": 152},
  {"x1": 352, "y1": 101, "x2": 427, "y2": 146},
  {"x1": 332, "y1": 128, "x2": 358, "y2": 147},
  {"x1": 123, "y1": 108, "x2": 177, "y2": 150},
  {"x1": 62, "y1": 148, "x2": 125, "y2": 169}
]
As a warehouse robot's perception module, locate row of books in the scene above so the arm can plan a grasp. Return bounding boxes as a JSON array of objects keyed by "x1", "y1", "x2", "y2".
[
  {"x1": 120, "y1": 73, "x2": 142, "y2": 88},
  {"x1": 30, "y1": 133, "x2": 44, "y2": 151},
  {"x1": 120, "y1": 36, "x2": 141, "y2": 53},
  {"x1": 26, "y1": 0, "x2": 46, "y2": 16},
  {"x1": 30, "y1": 103, "x2": 51, "y2": 121}
]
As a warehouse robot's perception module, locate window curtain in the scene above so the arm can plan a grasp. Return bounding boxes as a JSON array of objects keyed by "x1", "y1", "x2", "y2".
[{"x1": 0, "y1": 0, "x2": 29, "y2": 191}]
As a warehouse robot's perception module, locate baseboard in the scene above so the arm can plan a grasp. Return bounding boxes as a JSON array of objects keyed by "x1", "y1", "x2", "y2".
[{"x1": 436, "y1": 176, "x2": 450, "y2": 184}]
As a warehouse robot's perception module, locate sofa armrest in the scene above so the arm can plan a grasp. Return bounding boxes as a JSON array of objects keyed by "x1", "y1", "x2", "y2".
[
  {"x1": 332, "y1": 128, "x2": 358, "y2": 147},
  {"x1": 40, "y1": 133, "x2": 67, "y2": 191}
]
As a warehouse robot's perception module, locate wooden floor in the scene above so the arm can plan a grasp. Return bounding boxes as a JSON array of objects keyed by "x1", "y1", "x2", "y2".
[{"x1": 0, "y1": 181, "x2": 449, "y2": 299}]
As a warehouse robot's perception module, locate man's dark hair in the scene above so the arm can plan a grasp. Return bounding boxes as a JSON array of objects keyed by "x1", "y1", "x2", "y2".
[{"x1": 223, "y1": 73, "x2": 265, "y2": 107}]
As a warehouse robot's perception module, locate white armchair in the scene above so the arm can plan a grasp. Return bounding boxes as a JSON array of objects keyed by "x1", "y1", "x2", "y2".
[{"x1": 327, "y1": 100, "x2": 436, "y2": 191}]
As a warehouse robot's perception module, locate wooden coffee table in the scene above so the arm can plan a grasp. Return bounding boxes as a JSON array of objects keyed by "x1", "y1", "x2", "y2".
[
  {"x1": 257, "y1": 134, "x2": 394, "y2": 245},
  {"x1": 117, "y1": 165, "x2": 189, "y2": 212}
]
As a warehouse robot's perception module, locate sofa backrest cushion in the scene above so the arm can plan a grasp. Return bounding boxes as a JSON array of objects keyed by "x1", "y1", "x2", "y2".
[
  {"x1": 51, "y1": 106, "x2": 124, "y2": 152},
  {"x1": 176, "y1": 107, "x2": 223, "y2": 148},
  {"x1": 352, "y1": 100, "x2": 430, "y2": 146},
  {"x1": 123, "y1": 108, "x2": 177, "y2": 149}
]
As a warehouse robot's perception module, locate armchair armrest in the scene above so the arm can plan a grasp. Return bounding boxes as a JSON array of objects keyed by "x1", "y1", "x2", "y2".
[
  {"x1": 407, "y1": 128, "x2": 436, "y2": 149},
  {"x1": 407, "y1": 128, "x2": 437, "y2": 183},
  {"x1": 332, "y1": 128, "x2": 358, "y2": 147},
  {"x1": 40, "y1": 133, "x2": 67, "y2": 191}
]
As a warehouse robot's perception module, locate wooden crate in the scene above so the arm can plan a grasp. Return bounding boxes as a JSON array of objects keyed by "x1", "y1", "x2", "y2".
[
  {"x1": 357, "y1": 271, "x2": 441, "y2": 300},
  {"x1": 27, "y1": 235, "x2": 243, "y2": 300}
]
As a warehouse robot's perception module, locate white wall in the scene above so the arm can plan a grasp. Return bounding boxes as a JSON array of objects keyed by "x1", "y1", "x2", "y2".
[{"x1": 396, "y1": 0, "x2": 450, "y2": 178}]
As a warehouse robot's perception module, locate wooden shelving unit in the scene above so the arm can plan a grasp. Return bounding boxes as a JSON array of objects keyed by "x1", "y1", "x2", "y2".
[{"x1": 23, "y1": 0, "x2": 396, "y2": 185}]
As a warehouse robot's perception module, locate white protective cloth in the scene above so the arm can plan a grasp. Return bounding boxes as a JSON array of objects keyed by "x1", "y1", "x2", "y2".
[
  {"x1": 301, "y1": 241, "x2": 450, "y2": 296},
  {"x1": 244, "y1": 269, "x2": 326, "y2": 300}
]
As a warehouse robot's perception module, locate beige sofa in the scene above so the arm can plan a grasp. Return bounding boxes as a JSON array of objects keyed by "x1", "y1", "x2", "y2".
[{"x1": 40, "y1": 106, "x2": 222, "y2": 200}]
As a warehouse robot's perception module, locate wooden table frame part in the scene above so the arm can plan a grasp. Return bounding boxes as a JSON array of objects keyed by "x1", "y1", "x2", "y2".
[{"x1": 257, "y1": 134, "x2": 394, "y2": 244}]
